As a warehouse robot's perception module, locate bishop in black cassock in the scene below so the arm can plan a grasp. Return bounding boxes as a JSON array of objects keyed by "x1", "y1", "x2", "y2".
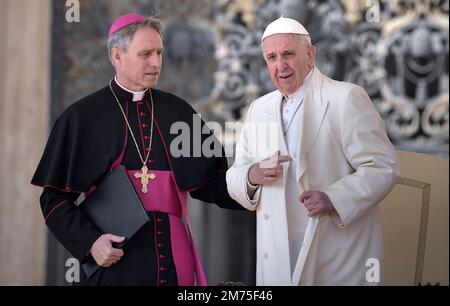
[{"x1": 31, "y1": 14, "x2": 242, "y2": 286}]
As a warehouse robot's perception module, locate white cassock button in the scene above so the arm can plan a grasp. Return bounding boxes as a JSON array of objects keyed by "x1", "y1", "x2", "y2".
[
  {"x1": 264, "y1": 253, "x2": 268, "y2": 259},
  {"x1": 264, "y1": 214, "x2": 269, "y2": 220}
]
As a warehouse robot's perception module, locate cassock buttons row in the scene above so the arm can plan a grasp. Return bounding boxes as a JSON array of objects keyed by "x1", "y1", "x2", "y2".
[{"x1": 155, "y1": 217, "x2": 168, "y2": 286}]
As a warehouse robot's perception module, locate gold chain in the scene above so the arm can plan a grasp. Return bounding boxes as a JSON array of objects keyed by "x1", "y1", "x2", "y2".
[{"x1": 108, "y1": 79, "x2": 154, "y2": 167}]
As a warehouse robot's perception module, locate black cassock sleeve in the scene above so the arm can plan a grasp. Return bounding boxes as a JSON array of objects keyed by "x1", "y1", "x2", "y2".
[
  {"x1": 40, "y1": 187, "x2": 102, "y2": 261},
  {"x1": 190, "y1": 172, "x2": 244, "y2": 210}
]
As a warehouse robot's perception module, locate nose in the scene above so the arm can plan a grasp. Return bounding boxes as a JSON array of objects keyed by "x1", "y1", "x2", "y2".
[
  {"x1": 275, "y1": 60, "x2": 288, "y2": 72},
  {"x1": 148, "y1": 54, "x2": 161, "y2": 68}
]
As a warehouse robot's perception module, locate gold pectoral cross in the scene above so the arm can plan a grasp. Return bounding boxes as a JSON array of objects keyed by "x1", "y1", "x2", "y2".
[{"x1": 134, "y1": 165, "x2": 156, "y2": 193}]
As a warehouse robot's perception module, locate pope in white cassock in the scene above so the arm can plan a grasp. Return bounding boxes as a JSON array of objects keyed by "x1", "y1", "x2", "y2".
[{"x1": 226, "y1": 17, "x2": 400, "y2": 285}]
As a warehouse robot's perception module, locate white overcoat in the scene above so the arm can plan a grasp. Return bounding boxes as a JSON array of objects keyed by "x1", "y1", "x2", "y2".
[{"x1": 226, "y1": 68, "x2": 400, "y2": 285}]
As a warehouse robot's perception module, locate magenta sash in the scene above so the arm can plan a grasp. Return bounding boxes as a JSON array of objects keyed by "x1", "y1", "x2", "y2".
[
  {"x1": 127, "y1": 169, "x2": 182, "y2": 217},
  {"x1": 126, "y1": 169, "x2": 207, "y2": 286}
]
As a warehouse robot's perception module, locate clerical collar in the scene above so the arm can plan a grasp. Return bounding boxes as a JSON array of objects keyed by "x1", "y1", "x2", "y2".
[
  {"x1": 114, "y1": 76, "x2": 148, "y2": 101},
  {"x1": 282, "y1": 68, "x2": 313, "y2": 102}
]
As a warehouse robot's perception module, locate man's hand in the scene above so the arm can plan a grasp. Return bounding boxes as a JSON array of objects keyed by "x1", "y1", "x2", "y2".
[
  {"x1": 90, "y1": 234, "x2": 125, "y2": 267},
  {"x1": 249, "y1": 152, "x2": 291, "y2": 186},
  {"x1": 300, "y1": 191, "x2": 334, "y2": 217}
]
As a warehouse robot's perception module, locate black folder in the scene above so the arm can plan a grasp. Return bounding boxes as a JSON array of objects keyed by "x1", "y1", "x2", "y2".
[{"x1": 79, "y1": 166, "x2": 149, "y2": 278}]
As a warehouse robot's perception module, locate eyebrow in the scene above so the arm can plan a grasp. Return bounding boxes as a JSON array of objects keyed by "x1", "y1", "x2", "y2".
[
  {"x1": 265, "y1": 49, "x2": 295, "y2": 58},
  {"x1": 138, "y1": 48, "x2": 164, "y2": 54}
]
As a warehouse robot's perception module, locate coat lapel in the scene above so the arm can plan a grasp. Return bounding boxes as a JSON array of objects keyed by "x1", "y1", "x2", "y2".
[
  {"x1": 263, "y1": 92, "x2": 292, "y2": 283},
  {"x1": 263, "y1": 71, "x2": 329, "y2": 285},
  {"x1": 291, "y1": 69, "x2": 329, "y2": 285},
  {"x1": 292, "y1": 216, "x2": 320, "y2": 284},
  {"x1": 264, "y1": 92, "x2": 288, "y2": 157},
  {"x1": 295, "y1": 69, "x2": 329, "y2": 182}
]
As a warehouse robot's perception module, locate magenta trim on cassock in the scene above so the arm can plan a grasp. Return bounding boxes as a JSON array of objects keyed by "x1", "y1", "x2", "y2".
[
  {"x1": 169, "y1": 172, "x2": 208, "y2": 286},
  {"x1": 169, "y1": 215, "x2": 195, "y2": 285},
  {"x1": 126, "y1": 169, "x2": 207, "y2": 286},
  {"x1": 126, "y1": 170, "x2": 182, "y2": 217}
]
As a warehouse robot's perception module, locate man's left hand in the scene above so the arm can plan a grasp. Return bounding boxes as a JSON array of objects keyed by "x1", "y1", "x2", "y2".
[{"x1": 300, "y1": 191, "x2": 334, "y2": 217}]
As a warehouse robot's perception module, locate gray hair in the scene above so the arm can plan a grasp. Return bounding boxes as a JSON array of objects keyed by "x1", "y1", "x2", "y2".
[
  {"x1": 260, "y1": 33, "x2": 312, "y2": 48},
  {"x1": 299, "y1": 34, "x2": 312, "y2": 46},
  {"x1": 107, "y1": 16, "x2": 164, "y2": 65}
]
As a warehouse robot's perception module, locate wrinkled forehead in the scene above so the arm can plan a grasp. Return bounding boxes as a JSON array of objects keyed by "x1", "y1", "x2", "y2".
[{"x1": 262, "y1": 33, "x2": 303, "y2": 53}]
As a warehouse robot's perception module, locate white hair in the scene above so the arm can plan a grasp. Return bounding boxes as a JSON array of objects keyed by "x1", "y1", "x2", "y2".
[
  {"x1": 299, "y1": 34, "x2": 312, "y2": 46},
  {"x1": 260, "y1": 33, "x2": 312, "y2": 49}
]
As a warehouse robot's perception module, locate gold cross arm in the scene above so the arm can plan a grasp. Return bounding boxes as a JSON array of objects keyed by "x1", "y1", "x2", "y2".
[{"x1": 134, "y1": 165, "x2": 156, "y2": 193}]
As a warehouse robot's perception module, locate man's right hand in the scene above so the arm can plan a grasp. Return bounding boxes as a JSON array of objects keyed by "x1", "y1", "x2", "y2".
[
  {"x1": 248, "y1": 152, "x2": 291, "y2": 186},
  {"x1": 90, "y1": 234, "x2": 125, "y2": 267}
]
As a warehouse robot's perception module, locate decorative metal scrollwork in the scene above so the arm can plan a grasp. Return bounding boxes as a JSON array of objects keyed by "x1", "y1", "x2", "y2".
[{"x1": 213, "y1": 0, "x2": 449, "y2": 156}]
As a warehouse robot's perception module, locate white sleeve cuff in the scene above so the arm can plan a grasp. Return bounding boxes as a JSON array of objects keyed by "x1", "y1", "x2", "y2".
[
  {"x1": 246, "y1": 172, "x2": 261, "y2": 205},
  {"x1": 328, "y1": 207, "x2": 344, "y2": 228}
]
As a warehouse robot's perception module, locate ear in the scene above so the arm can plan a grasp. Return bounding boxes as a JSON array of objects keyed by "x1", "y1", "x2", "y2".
[
  {"x1": 111, "y1": 47, "x2": 122, "y2": 66},
  {"x1": 307, "y1": 45, "x2": 317, "y2": 68}
]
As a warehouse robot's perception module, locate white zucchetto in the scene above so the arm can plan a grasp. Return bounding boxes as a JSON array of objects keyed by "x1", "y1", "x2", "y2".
[{"x1": 262, "y1": 16, "x2": 309, "y2": 41}]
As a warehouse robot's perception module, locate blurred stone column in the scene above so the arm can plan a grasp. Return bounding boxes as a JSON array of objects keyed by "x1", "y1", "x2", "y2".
[{"x1": 0, "y1": 0, "x2": 51, "y2": 285}]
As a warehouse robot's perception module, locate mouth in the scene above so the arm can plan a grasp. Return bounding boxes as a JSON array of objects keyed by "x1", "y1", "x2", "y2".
[
  {"x1": 278, "y1": 73, "x2": 294, "y2": 80},
  {"x1": 145, "y1": 72, "x2": 159, "y2": 77}
]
